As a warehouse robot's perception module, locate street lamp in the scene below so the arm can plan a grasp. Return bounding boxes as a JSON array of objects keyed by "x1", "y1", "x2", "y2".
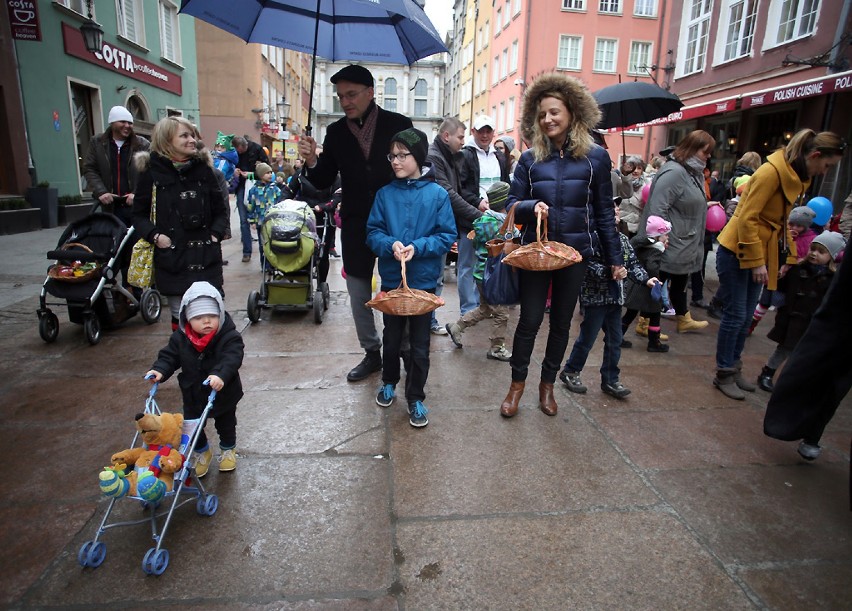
[
  {"x1": 276, "y1": 97, "x2": 291, "y2": 125},
  {"x1": 80, "y1": 0, "x2": 104, "y2": 53}
]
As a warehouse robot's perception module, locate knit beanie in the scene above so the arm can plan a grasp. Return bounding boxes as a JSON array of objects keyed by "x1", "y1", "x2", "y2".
[
  {"x1": 185, "y1": 296, "x2": 220, "y2": 320},
  {"x1": 108, "y1": 106, "x2": 133, "y2": 124},
  {"x1": 646, "y1": 215, "x2": 672, "y2": 237},
  {"x1": 390, "y1": 128, "x2": 429, "y2": 168},
  {"x1": 486, "y1": 181, "x2": 510, "y2": 211},
  {"x1": 811, "y1": 231, "x2": 846, "y2": 259},
  {"x1": 255, "y1": 162, "x2": 273, "y2": 178},
  {"x1": 788, "y1": 205, "x2": 816, "y2": 227},
  {"x1": 498, "y1": 136, "x2": 515, "y2": 153}
]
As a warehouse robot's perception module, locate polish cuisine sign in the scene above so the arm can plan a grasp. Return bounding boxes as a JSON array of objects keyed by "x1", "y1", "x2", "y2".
[
  {"x1": 7, "y1": 0, "x2": 41, "y2": 41},
  {"x1": 742, "y1": 72, "x2": 852, "y2": 108},
  {"x1": 62, "y1": 22, "x2": 182, "y2": 95}
]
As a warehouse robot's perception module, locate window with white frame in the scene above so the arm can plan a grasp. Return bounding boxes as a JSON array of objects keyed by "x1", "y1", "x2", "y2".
[
  {"x1": 117, "y1": 0, "x2": 144, "y2": 46},
  {"x1": 261, "y1": 44, "x2": 268, "y2": 58},
  {"x1": 772, "y1": 0, "x2": 819, "y2": 45},
  {"x1": 562, "y1": 0, "x2": 586, "y2": 9},
  {"x1": 680, "y1": 0, "x2": 711, "y2": 75},
  {"x1": 510, "y1": 40, "x2": 519, "y2": 73},
  {"x1": 384, "y1": 78, "x2": 397, "y2": 112},
  {"x1": 493, "y1": 55, "x2": 500, "y2": 84},
  {"x1": 594, "y1": 38, "x2": 618, "y2": 72},
  {"x1": 414, "y1": 79, "x2": 428, "y2": 116},
  {"x1": 495, "y1": 9, "x2": 502, "y2": 34},
  {"x1": 722, "y1": 0, "x2": 758, "y2": 61},
  {"x1": 514, "y1": 0, "x2": 522, "y2": 15},
  {"x1": 501, "y1": 49, "x2": 509, "y2": 79},
  {"x1": 482, "y1": 21, "x2": 489, "y2": 48},
  {"x1": 507, "y1": 97, "x2": 516, "y2": 133},
  {"x1": 57, "y1": 0, "x2": 88, "y2": 14},
  {"x1": 504, "y1": 1, "x2": 511, "y2": 27},
  {"x1": 481, "y1": 62, "x2": 488, "y2": 92},
  {"x1": 159, "y1": 0, "x2": 181, "y2": 64},
  {"x1": 599, "y1": 0, "x2": 621, "y2": 14},
  {"x1": 498, "y1": 101, "x2": 506, "y2": 132},
  {"x1": 628, "y1": 41, "x2": 653, "y2": 75},
  {"x1": 558, "y1": 35, "x2": 583, "y2": 70},
  {"x1": 634, "y1": 0, "x2": 657, "y2": 17}
]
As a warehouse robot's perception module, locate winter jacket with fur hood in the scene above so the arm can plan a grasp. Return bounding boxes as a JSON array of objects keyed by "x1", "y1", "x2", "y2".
[
  {"x1": 151, "y1": 282, "x2": 244, "y2": 418},
  {"x1": 508, "y1": 74, "x2": 621, "y2": 266},
  {"x1": 132, "y1": 150, "x2": 228, "y2": 296}
]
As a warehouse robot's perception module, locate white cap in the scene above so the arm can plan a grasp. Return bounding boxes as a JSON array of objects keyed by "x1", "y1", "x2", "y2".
[
  {"x1": 472, "y1": 115, "x2": 494, "y2": 131},
  {"x1": 108, "y1": 106, "x2": 133, "y2": 124}
]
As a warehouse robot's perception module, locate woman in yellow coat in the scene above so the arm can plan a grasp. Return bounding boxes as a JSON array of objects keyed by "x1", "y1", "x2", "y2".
[{"x1": 713, "y1": 129, "x2": 845, "y2": 399}]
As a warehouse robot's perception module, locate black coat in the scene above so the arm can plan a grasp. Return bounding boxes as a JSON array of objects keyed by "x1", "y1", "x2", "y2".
[
  {"x1": 132, "y1": 152, "x2": 228, "y2": 296},
  {"x1": 236, "y1": 141, "x2": 269, "y2": 189},
  {"x1": 304, "y1": 103, "x2": 412, "y2": 278},
  {"x1": 624, "y1": 235, "x2": 664, "y2": 313},
  {"x1": 426, "y1": 137, "x2": 472, "y2": 235},
  {"x1": 459, "y1": 145, "x2": 510, "y2": 214},
  {"x1": 152, "y1": 313, "x2": 244, "y2": 418},
  {"x1": 766, "y1": 262, "x2": 834, "y2": 349}
]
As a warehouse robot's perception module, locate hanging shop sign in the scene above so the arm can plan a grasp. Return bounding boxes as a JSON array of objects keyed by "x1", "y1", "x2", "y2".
[
  {"x1": 741, "y1": 70, "x2": 852, "y2": 109},
  {"x1": 61, "y1": 22, "x2": 182, "y2": 95},
  {"x1": 7, "y1": 0, "x2": 41, "y2": 41}
]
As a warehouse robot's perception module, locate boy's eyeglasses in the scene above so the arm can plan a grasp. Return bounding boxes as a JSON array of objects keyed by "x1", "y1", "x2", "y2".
[{"x1": 387, "y1": 153, "x2": 412, "y2": 163}]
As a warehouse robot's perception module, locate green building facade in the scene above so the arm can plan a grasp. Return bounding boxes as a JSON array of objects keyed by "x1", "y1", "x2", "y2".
[{"x1": 14, "y1": 0, "x2": 199, "y2": 197}]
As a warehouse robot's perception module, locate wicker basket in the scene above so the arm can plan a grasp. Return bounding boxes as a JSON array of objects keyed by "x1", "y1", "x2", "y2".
[
  {"x1": 502, "y1": 211, "x2": 583, "y2": 271},
  {"x1": 48, "y1": 242, "x2": 102, "y2": 283},
  {"x1": 366, "y1": 259, "x2": 444, "y2": 316}
]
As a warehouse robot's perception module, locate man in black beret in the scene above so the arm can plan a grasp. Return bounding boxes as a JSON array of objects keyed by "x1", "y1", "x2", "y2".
[{"x1": 298, "y1": 64, "x2": 413, "y2": 382}]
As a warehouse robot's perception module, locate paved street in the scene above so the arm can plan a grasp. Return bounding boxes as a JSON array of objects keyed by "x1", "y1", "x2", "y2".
[{"x1": 0, "y1": 213, "x2": 849, "y2": 609}]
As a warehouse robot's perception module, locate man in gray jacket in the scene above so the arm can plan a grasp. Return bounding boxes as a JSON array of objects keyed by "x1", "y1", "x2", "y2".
[{"x1": 83, "y1": 105, "x2": 149, "y2": 227}]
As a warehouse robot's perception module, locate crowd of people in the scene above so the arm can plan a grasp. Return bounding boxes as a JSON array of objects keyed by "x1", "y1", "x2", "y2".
[{"x1": 84, "y1": 64, "x2": 848, "y2": 472}]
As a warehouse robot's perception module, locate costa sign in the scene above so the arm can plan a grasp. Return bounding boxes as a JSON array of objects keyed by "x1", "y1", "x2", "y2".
[{"x1": 61, "y1": 22, "x2": 182, "y2": 95}]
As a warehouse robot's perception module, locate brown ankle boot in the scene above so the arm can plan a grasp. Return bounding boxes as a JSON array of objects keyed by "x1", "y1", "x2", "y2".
[
  {"x1": 500, "y1": 381, "x2": 525, "y2": 418},
  {"x1": 538, "y1": 381, "x2": 557, "y2": 416}
]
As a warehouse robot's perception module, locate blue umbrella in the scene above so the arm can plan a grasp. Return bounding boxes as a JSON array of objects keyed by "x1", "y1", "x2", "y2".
[{"x1": 180, "y1": 0, "x2": 448, "y2": 133}]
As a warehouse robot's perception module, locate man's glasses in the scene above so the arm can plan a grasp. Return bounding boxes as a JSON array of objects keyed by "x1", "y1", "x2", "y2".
[
  {"x1": 336, "y1": 87, "x2": 369, "y2": 102},
  {"x1": 387, "y1": 153, "x2": 412, "y2": 163}
]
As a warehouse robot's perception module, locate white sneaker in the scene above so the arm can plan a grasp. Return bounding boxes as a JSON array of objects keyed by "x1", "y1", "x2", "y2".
[{"x1": 797, "y1": 441, "x2": 821, "y2": 461}]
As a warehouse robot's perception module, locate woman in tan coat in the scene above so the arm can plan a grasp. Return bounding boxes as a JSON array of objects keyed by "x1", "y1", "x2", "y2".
[{"x1": 713, "y1": 129, "x2": 845, "y2": 399}]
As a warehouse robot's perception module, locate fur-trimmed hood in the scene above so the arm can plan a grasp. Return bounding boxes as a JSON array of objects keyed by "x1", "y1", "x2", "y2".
[
  {"x1": 133, "y1": 149, "x2": 214, "y2": 172},
  {"x1": 520, "y1": 73, "x2": 602, "y2": 143}
]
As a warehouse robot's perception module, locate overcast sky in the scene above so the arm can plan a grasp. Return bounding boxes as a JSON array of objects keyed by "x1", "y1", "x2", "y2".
[{"x1": 424, "y1": 0, "x2": 454, "y2": 39}]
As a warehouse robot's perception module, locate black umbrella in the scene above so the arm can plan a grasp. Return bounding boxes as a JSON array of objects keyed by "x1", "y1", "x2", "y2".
[{"x1": 593, "y1": 81, "x2": 683, "y2": 158}]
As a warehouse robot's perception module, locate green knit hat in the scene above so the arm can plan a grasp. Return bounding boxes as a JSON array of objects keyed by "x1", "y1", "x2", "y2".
[
  {"x1": 215, "y1": 131, "x2": 235, "y2": 150},
  {"x1": 486, "y1": 181, "x2": 511, "y2": 211}
]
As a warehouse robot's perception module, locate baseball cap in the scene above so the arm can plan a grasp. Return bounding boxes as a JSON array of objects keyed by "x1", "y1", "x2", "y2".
[{"x1": 473, "y1": 115, "x2": 494, "y2": 131}]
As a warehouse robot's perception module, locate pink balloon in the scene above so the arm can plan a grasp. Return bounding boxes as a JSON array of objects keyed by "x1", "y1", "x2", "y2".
[
  {"x1": 706, "y1": 204, "x2": 727, "y2": 232},
  {"x1": 641, "y1": 183, "x2": 651, "y2": 205}
]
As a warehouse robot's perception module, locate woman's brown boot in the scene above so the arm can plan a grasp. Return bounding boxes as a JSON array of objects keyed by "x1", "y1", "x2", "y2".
[
  {"x1": 500, "y1": 381, "x2": 525, "y2": 418},
  {"x1": 538, "y1": 381, "x2": 558, "y2": 416}
]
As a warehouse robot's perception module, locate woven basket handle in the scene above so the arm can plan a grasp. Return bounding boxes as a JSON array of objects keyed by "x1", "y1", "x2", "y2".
[
  {"x1": 62, "y1": 242, "x2": 94, "y2": 253},
  {"x1": 399, "y1": 257, "x2": 411, "y2": 292},
  {"x1": 535, "y1": 209, "x2": 549, "y2": 244}
]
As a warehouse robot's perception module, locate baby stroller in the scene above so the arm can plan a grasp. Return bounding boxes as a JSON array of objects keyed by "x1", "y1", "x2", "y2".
[
  {"x1": 36, "y1": 212, "x2": 161, "y2": 345},
  {"x1": 246, "y1": 199, "x2": 329, "y2": 324},
  {"x1": 78, "y1": 380, "x2": 219, "y2": 576}
]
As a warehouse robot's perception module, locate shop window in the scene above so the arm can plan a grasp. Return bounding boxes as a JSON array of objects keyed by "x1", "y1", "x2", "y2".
[{"x1": 755, "y1": 109, "x2": 798, "y2": 158}]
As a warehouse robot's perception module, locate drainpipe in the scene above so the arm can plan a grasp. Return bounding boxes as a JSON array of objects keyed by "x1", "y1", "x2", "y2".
[
  {"x1": 469, "y1": 2, "x2": 478, "y2": 127},
  {"x1": 518, "y1": 0, "x2": 532, "y2": 150},
  {"x1": 647, "y1": 0, "x2": 668, "y2": 164}
]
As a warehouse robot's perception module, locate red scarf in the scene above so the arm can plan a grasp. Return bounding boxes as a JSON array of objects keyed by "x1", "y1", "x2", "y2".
[{"x1": 185, "y1": 323, "x2": 216, "y2": 352}]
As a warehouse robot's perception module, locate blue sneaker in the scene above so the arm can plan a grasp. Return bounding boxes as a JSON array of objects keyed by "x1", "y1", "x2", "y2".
[
  {"x1": 408, "y1": 401, "x2": 429, "y2": 428},
  {"x1": 376, "y1": 383, "x2": 395, "y2": 408}
]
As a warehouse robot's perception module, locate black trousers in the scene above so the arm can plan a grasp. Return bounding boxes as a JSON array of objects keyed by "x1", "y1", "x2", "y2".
[{"x1": 382, "y1": 310, "x2": 432, "y2": 404}]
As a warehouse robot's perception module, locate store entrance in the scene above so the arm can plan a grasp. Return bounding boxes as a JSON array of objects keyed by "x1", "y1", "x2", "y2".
[{"x1": 70, "y1": 82, "x2": 98, "y2": 193}]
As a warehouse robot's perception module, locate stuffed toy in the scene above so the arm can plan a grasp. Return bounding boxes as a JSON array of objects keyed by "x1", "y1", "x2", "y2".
[{"x1": 99, "y1": 411, "x2": 186, "y2": 503}]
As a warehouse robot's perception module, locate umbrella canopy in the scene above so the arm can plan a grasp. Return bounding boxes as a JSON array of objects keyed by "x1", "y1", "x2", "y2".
[
  {"x1": 593, "y1": 81, "x2": 683, "y2": 130},
  {"x1": 180, "y1": 0, "x2": 448, "y2": 133}
]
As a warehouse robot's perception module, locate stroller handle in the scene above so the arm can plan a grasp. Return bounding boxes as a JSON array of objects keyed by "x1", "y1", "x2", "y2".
[{"x1": 144, "y1": 374, "x2": 159, "y2": 397}]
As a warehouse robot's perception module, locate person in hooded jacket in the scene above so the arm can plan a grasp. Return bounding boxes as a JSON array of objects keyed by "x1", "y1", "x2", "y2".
[
  {"x1": 146, "y1": 281, "x2": 244, "y2": 477},
  {"x1": 499, "y1": 73, "x2": 623, "y2": 419},
  {"x1": 366, "y1": 128, "x2": 456, "y2": 428},
  {"x1": 132, "y1": 116, "x2": 229, "y2": 329}
]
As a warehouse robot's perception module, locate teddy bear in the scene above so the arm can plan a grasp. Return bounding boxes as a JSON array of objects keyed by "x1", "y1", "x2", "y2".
[{"x1": 99, "y1": 411, "x2": 185, "y2": 503}]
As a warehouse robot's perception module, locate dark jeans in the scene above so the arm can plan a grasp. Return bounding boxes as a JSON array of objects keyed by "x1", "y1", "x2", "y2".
[
  {"x1": 382, "y1": 309, "x2": 432, "y2": 404},
  {"x1": 660, "y1": 272, "x2": 689, "y2": 314},
  {"x1": 715, "y1": 246, "x2": 763, "y2": 369},
  {"x1": 185, "y1": 404, "x2": 237, "y2": 451},
  {"x1": 564, "y1": 303, "x2": 623, "y2": 384},
  {"x1": 235, "y1": 184, "x2": 252, "y2": 256},
  {"x1": 510, "y1": 262, "x2": 587, "y2": 383}
]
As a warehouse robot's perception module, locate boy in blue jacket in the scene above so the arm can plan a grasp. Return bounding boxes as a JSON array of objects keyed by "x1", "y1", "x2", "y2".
[{"x1": 366, "y1": 128, "x2": 456, "y2": 428}]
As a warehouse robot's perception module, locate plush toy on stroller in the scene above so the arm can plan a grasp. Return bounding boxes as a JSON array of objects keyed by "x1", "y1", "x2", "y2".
[{"x1": 246, "y1": 199, "x2": 328, "y2": 323}]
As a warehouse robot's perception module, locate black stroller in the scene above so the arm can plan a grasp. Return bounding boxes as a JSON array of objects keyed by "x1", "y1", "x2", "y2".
[{"x1": 37, "y1": 212, "x2": 161, "y2": 345}]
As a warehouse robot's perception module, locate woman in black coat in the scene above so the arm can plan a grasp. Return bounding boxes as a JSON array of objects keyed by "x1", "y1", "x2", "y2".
[{"x1": 132, "y1": 116, "x2": 229, "y2": 326}]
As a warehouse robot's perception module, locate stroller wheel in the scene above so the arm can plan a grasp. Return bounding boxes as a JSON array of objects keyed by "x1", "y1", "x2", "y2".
[
  {"x1": 140, "y1": 289, "x2": 162, "y2": 324},
  {"x1": 320, "y1": 282, "x2": 330, "y2": 310},
  {"x1": 313, "y1": 290, "x2": 323, "y2": 324},
  {"x1": 78, "y1": 540, "x2": 106, "y2": 568},
  {"x1": 197, "y1": 494, "x2": 219, "y2": 516},
  {"x1": 84, "y1": 315, "x2": 101, "y2": 345},
  {"x1": 38, "y1": 311, "x2": 59, "y2": 343},
  {"x1": 142, "y1": 547, "x2": 169, "y2": 576},
  {"x1": 247, "y1": 290, "x2": 262, "y2": 323}
]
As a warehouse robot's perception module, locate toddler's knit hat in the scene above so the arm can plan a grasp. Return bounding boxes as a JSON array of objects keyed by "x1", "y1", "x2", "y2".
[
  {"x1": 255, "y1": 162, "x2": 273, "y2": 178},
  {"x1": 185, "y1": 296, "x2": 220, "y2": 320},
  {"x1": 486, "y1": 181, "x2": 510, "y2": 211},
  {"x1": 390, "y1": 128, "x2": 429, "y2": 168},
  {"x1": 811, "y1": 231, "x2": 846, "y2": 259},
  {"x1": 215, "y1": 131, "x2": 235, "y2": 150},
  {"x1": 646, "y1": 215, "x2": 672, "y2": 237},
  {"x1": 788, "y1": 205, "x2": 816, "y2": 227}
]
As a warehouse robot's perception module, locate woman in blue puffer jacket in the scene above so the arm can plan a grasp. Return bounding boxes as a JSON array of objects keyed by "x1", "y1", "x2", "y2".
[{"x1": 500, "y1": 73, "x2": 624, "y2": 418}]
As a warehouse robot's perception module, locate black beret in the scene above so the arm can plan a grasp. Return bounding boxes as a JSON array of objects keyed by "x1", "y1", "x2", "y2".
[{"x1": 330, "y1": 64, "x2": 374, "y2": 88}]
